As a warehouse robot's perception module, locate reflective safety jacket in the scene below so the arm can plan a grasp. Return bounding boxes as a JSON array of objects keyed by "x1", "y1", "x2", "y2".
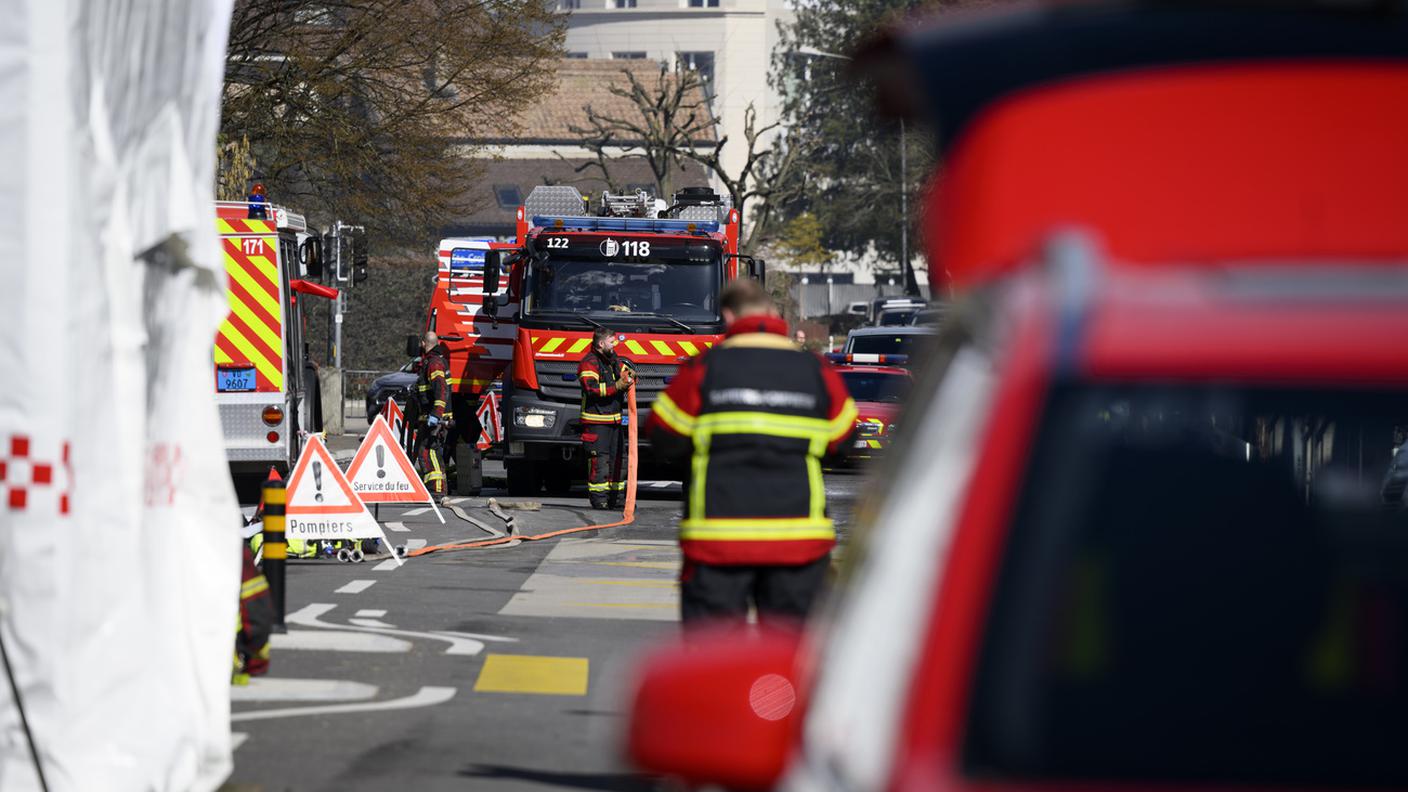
[
  {"x1": 578, "y1": 349, "x2": 629, "y2": 425},
  {"x1": 647, "y1": 315, "x2": 858, "y2": 565},
  {"x1": 416, "y1": 343, "x2": 450, "y2": 422}
]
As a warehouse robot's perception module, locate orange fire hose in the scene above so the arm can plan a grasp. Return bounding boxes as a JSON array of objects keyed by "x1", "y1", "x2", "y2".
[{"x1": 408, "y1": 386, "x2": 638, "y2": 557}]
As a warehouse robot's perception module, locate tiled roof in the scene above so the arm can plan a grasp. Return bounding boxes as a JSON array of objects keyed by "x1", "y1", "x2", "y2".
[
  {"x1": 482, "y1": 59, "x2": 717, "y2": 144},
  {"x1": 446, "y1": 156, "x2": 713, "y2": 236}
]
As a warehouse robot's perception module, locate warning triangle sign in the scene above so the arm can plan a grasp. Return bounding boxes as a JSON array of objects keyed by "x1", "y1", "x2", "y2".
[
  {"x1": 381, "y1": 398, "x2": 406, "y2": 448},
  {"x1": 286, "y1": 435, "x2": 399, "y2": 562},
  {"x1": 346, "y1": 416, "x2": 445, "y2": 521}
]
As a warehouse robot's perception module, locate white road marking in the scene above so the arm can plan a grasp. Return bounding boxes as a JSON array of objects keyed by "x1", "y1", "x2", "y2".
[
  {"x1": 231, "y1": 686, "x2": 456, "y2": 722},
  {"x1": 374, "y1": 539, "x2": 425, "y2": 571},
  {"x1": 401, "y1": 507, "x2": 429, "y2": 517},
  {"x1": 232, "y1": 732, "x2": 249, "y2": 751},
  {"x1": 355, "y1": 609, "x2": 387, "y2": 618},
  {"x1": 350, "y1": 617, "x2": 395, "y2": 629},
  {"x1": 269, "y1": 630, "x2": 411, "y2": 653},
  {"x1": 336, "y1": 579, "x2": 376, "y2": 594},
  {"x1": 286, "y1": 603, "x2": 516, "y2": 655},
  {"x1": 386, "y1": 521, "x2": 410, "y2": 532},
  {"x1": 231, "y1": 678, "x2": 378, "y2": 702}
]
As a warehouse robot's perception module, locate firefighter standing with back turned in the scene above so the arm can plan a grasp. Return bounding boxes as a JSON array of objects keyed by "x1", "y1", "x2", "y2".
[
  {"x1": 578, "y1": 326, "x2": 636, "y2": 509},
  {"x1": 415, "y1": 331, "x2": 451, "y2": 502},
  {"x1": 647, "y1": 280, "x2": 857, "y2": 625}
]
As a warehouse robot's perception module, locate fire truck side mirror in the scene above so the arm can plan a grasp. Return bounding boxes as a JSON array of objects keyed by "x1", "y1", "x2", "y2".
[
  {"x1": 351, "y1": 228, "x2": 368, "y2": 284},
  {"x1": 751, "y1": 258, "x2": 767, "y2": 286},
  {"x1": 406, "y1": 334, "x2": 420, "y2": 358},
  {"x1": 482, "y1": 250, "x2": 502, "y2": 295},
  {"x1": 482, "y1": 250, "x2": 502, "y2": 325},
  {"x1": 300, "y1": 237, "x2": 323, "y2": 279}
]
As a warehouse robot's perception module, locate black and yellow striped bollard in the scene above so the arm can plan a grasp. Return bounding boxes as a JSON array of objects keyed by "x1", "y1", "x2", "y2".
[{"x1": 262, "y1": 476, "x2": 288, "y2": 633}]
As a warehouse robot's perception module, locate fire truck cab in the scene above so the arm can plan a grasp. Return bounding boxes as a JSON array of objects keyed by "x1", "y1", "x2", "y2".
[{"x1": 426, "y1": 185, "x2": 753, "y2": 495}]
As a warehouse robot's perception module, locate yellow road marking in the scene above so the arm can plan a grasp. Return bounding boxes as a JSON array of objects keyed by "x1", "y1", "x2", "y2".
[{"x1": 474, "y1": 655, "x2": 588, "y2": 696}]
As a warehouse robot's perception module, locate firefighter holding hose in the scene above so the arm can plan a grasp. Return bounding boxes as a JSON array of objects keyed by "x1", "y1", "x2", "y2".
[
  {"x1": 415, "y1": 331, "x2": 452, "y2": 502},
  {"x1": 578, "y1": 326, "x2": 636, "y2": 509}
]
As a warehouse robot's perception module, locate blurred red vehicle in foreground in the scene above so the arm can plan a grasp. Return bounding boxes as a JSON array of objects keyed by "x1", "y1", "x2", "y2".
[{"x1": 627, "y1": 2, "x2": 1408, "y2": 790}]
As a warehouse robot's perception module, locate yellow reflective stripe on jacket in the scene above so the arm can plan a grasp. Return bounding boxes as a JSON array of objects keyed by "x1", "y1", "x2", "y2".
[
  {"x1": 240, "y1": 577, "x2": 269, "y2": 598},
  {"x1": 829, "y1": 398, "x2": 859, "y2": 441},
  {"x1": 582, "y1": 411, "x2": 622, "y2": 421},
  {"x1": 579, "y1": 370, "x2": 601, "y2": 380},
  {"x1": 429, "y1": 370, "x2": 445, "y2": 379},
  {"x1": 651, "y1": 392, "x2": 695, "y2": 434},
  {"x1": 680, "y1": 517, "x2": 836, "y2": 542},
  {"x1": 695, "y1": 411, "x2": 835, "y2": 440}
]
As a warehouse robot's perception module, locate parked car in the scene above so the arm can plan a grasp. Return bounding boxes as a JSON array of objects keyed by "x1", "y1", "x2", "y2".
[
  {"x1": 364, "y1": 359, "x2": 418, "y2": 420},
  {"x1": 842, "y1": 326, "x2": 932, "y2": 361},
  {"x1": 831, "y1": 362, "x2": 912, "y2": 461},
  {"x1": 876, "y1": 305, "x2": 922, "y2": 326}
]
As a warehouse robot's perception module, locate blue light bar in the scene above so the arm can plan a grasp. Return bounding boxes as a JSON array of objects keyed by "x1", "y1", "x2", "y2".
[{"x1": 532, "y1": 216, "x2": 719, "y2": 234}]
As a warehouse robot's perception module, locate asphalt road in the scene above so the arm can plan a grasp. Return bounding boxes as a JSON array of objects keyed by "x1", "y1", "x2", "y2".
[{"x1": 223, "y1": 455, "x2": 869, "y2": 792}]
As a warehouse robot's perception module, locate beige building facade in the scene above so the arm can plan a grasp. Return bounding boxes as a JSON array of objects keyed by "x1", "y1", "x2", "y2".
[{"x1": 559, "y1": 0, "x2": 793, "y2": 183}]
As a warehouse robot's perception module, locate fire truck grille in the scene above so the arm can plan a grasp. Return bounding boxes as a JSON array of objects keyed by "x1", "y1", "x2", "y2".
[{"x1": 534, "y1": 360, "x2": 677, "y2": 407}]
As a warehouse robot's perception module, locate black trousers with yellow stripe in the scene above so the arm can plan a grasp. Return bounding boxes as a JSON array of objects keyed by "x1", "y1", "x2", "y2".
[
  {"x1": 415, "y1": 424, "x2": 447, "y2": 496},
  {"x1": 582, "y1": 422, "x2": 626, "y2": 508}
]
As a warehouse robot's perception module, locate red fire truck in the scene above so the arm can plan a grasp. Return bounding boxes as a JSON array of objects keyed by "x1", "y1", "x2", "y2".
[{"x1": 424, "y1": 185, "x2": 758, "y2": 495}]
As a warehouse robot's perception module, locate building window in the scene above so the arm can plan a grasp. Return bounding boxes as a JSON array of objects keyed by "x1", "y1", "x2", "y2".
[
  {"x1": 559, "y1": 0, "x2": 580, "y2": 7},
  {"x1": 611, "y1": 51, "x2": 647, "y2": 60},
  {"x1": 611, "y1": 0, "x2": 637, "y2": 7},
  {"x1": 566, "y1": 52, "x2": 588, "y2": 59},
  {"x1": 676, "y1": 51, "x2": 715, "y2": 95},
  {"x1": 494, "y1": 185, "x2": 522, "y2": 209},
  {"x1": 687, "y1": 0, "x2": 720, "y2": 7}
]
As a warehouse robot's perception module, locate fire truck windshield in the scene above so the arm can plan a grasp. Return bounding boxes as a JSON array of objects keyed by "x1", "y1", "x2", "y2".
[{"x1": 525, "y1": 234, "x2": 722, "y2": 327}]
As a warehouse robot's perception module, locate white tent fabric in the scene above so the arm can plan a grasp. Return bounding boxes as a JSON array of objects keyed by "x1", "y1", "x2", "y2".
[{"x1": 0, "y1": 1, "x2": 238, "y2": 790}]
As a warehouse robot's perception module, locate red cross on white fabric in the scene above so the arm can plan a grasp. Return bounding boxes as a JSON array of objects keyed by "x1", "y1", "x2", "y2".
[{"x1": 1, "y1": 435, "x2": 72, "y2": 515}]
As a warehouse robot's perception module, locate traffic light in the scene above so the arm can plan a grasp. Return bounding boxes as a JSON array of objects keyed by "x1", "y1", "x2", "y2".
[{"x1": 351, "y1": 227, "x2": 368, "y2": 284}]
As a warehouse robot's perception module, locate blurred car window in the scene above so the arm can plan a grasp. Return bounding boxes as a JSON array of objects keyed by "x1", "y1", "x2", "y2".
[
  {"x1": 965, "y1": 383, "x2": 1408, "y2": 788},
  {"x1": 850, "y1": 334, "x2": 923, "y2": 356},
  {"x1": 840, "y1": 371, "x2": 910, "y2": 403}
]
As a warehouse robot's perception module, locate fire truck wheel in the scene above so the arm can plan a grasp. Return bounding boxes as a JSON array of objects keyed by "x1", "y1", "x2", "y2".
[{"x1": 505, "y1": 460, "x2": 541, "y2": 496}]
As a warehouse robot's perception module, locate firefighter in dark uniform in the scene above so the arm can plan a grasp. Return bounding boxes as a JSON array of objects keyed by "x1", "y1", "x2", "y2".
[
  {"x1": 647, "y1": 280, "x2": 857, "y2": 624},
  {"x1": 578, "y1": 326, "x2": 636, "y2": 509},
  {"x1": 415, "y1": 331, "x2": 451, "y2": 500}
]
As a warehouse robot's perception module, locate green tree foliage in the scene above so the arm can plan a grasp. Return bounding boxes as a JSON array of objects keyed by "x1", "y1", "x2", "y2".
[
  {"x1": 771, "y1": 0, "x2": 945, "y2": 273},
  {"x1": 776, "y1": 212, "x2": 833, "y2": 271},
  {"x1": 223, "y1": 1, "x2": 564, "y2": 248}
]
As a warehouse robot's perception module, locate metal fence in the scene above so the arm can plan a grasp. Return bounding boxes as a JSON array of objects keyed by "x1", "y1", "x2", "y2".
[
  {"x1": 791, "y1": 282, "x2": 909, "y2": 319},
  {"x1": 341, "y1": 368, "x2": 383, "y2": 424}
]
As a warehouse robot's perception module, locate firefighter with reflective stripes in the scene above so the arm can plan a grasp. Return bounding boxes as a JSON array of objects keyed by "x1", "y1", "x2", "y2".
[
  {"x1": 647, "y1": 280, "x2": 857, "y2": 624},
  {"x1": 415, "y1": 331, "x2": 451, "y2": 501},
  {"x1": 234, "y1": 546, "x2": 273, "y2": 683},
  {"x1": 578, "y1": 326, "x2": 636, "y2": 509}
]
